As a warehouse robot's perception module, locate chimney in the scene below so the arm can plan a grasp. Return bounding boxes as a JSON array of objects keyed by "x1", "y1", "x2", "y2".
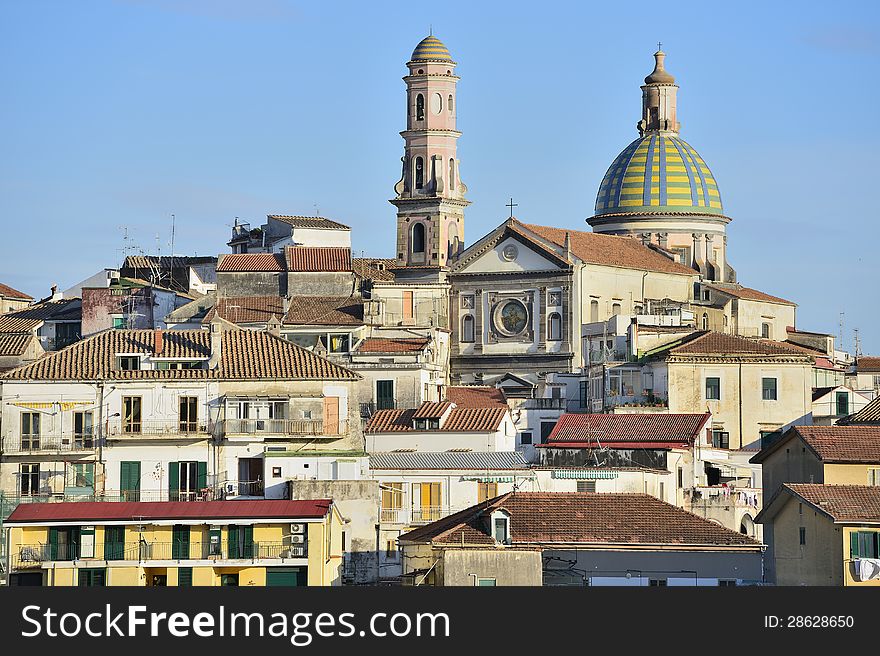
[
  {"x1": 267, "y1": 315, "x2": 282, "y2": 337},
  {"x1": 50, "y1": 284, "x2": 61, "y2": 301},
  {"x1": 153, "y1": 328, "x2": 164, "y2": 355},
  {"x1": 564, "y1": 232, "x2": 571, "y2": 260},
  {"x1": 209, "y1": 318, "x2": 223, "y2": 369}
]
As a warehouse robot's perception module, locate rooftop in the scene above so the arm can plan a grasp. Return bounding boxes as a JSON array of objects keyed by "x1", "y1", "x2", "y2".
[
  {"x1": 706, "y1": 283, "x2": 796, "y2": 307},
  {"x1": 445, "y1": 386, "x2": 508, "y2": 408},
  {"x1": 0, "y1": 282, "x2": 33, "y2": 300},
  {"x1": 750, "y1": 425, "x2": 880, "y2": 464},
  {"x1": 542, "y1": 413, "x2": 710, "y2": 449},
  {"x1": 284, "y1": 246, "x2": 352, "y2": 272},
  {"x1": 216, "y1": 253, "x2": 285, "y2": 273},
  {"x1": 763, "y1": 485, "x2": 880, "y2": 524},
  {"x1": 366, "y1": 404, "x2": 507, "y2": 433},
  {"x1": 0, "y1": 333, "x2": 37, "y2": 357},
  {"x1": 646, "y1": 331, "x2": 815, "y2": 359},
  {"x1": 399, "y1": 492, "x2": 761, "y2": 548},
  {"x1": 841, "y1": 396, "x2": 880, "y2": 425},
  {"x1": 369, "y1": 451, "x2": 528, "y2": 471},
  {"x1": 268, "y1": 215, "x2": 350, "y2": 230},
  {"x1": 354, "y1": 337, "x2": 430, "y2": 354},
  {"x1": 0, "y1": 298, "x2": 81, "y2": 332},
  {"x1": 856, "y1": 356, "x2": 880, "y2": 372}
]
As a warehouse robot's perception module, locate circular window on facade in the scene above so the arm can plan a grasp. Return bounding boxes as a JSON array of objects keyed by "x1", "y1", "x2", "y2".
[
  {"x1": 493, "y1": 299, "x2": 529, "y2": 336},
  {"x1": 501, "y1": 244, "x2": 518, "y2": 262}
]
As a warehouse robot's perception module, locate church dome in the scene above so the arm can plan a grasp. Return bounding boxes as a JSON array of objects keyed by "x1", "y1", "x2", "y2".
[
  {"x1": 594, "y1": 134, "x2": 724, "y2": 217},
  {"x1": 411, "y1": 35, "x2": 453, "y2": 62}
]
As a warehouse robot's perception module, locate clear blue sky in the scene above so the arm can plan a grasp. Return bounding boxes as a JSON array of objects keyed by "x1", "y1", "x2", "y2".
[{"x1": 1, "y1": 0, "x2": 878, "y2": 352}]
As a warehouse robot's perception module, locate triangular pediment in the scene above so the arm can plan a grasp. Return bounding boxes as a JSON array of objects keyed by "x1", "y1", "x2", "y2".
[{"x1": 451, "y1": 220, "x2": 571, "y2": 275}]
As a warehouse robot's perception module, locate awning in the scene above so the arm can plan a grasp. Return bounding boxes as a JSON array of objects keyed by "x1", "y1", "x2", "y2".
[
  {"x1": 551, "y1": 469, "x2": 619, "y2": 480},
  {"x1": 460, "y1": 476, "x2": 517, "y2": 483},
  {"x1": 11, "y1": 402, "x2": 93, "y2": 411}
]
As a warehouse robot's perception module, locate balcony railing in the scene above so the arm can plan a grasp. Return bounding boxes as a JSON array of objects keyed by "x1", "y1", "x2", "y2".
[
  {"x1": 216, "y1": 480, "x2": 265, "y2": 498},
  {"x1": 380, "y1": 507, "x2": 462, "y2": 525},
  {"x1": 523, "y1": 398, "x2": 567, "y2": 410},
  {"x1": 223, "y1": 418, "x2": 344, "y2": 436},
  {"x1": 1, "y1": 435, "x2": 97, "y2": 454},
  {"x1": 11, "y1": 541, "x2": 303, "y2": 569},
  {"x1": 106, "y1": 420, "x2": 210, "y2": 438}
]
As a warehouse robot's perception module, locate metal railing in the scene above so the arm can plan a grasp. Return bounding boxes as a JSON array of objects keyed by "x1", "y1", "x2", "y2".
[
  {"x1": 11, "y1": 541, "x2": 303, "y2": 569},
  {"x1": 106, "y1": 420, "x2": 210, "y2": 438},
  {"x1": 223, "y1": 418, "x2": 343, "y2": 436},
  {"x1": 1, "y1": 435, "x2": 97, "y2": 454},
  {"x1": 216, "y1": 480, "x2": 265, "y2": 498}
]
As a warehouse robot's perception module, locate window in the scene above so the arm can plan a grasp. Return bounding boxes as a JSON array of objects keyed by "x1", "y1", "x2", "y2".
[
  {"x1": 761, "y1": 377, "x2": 777, "y2": 401},
  {"x1": 66, "y1": 462, "x2": 94, "y2": 490},
  {"x1": 414, "y1": 157, "x2": 424, "y2": 189},
  {"x1": 493, "y1": 516, "x2": 509, "y2": 544},
  {"x1": 540, "y1": 421, "x2": 556, "y2": 444},
  {"x1": 519, "y1": 431, "x2": 533, "y2": 446},
  {"x1": 172, "y1": 525, "x2": 190, "y2": 560},
  {"x1": 78, "y1": 568, "x2": 106, "y2": 587},
  {"x1": 169, "y1": 461, "x2": 206, "y2": 501},
  {"x1": 711, "y1": 431, "x2": 730, "y2": 449},
  {"x1": 228, "y1": 526, "x2": 254, "y2": 559},
  {"x1": 461, "y1": 315, "x2": 475, "y2": 343},
  {"x1": 19, "y1": 464, "x2": 39, "y2": 496},
  {"x1": 178, "y1": 568, "x2": 193, "y2": 587},
  {"x1": 760, "y1": 431, "x2": 780, "y2": 448},
  {"x1": 413, "y1": 482, "x2": 441, "y2": 522},
  {"x1": 104, "y1": 526, "x2": 125, "y2": 560},
  {"x1": 476, "y1": 578, "x2": 496, "y2": 586},
  {"x1": 20, "y1": 412, "x2": 40, "y2": 450},
  {"x1": 74, "y1": 411, "x2": 93, "y2": 448},
  {"x1": 376, "y1": 380, "x2": 395, "y2": 410},
  {"x1": 385, "y1": 540, "x2": 398, "y2": 559},
  {"x1": 850, "y1": 530, "x2": 880, "y2": 559},
  {"x1": 705, "y1": 377, "x2": 720, "y2": 400},
  {"x1": 118, "y1": 355, "x2": 141, "y2": 371},
  {"x1": 221, "y1": 573, "x2": 239, "y2": 586},
  {"x1": 590, "y1": 300, "x2": 599, "y2": 322},
  {"x1": 649, "y1": 579, "x2": 667, "y2": 587},
  {"x1": 836, "y1": 392, "x2": 849, "y2": 417},
  {"x1": 120, "y1": 461, "x2": 141, "y2": 501},
  {"x1": 548, "y1": 312, "x2": 562, "y2": 341},
  {"x1": 868, "y1": 469, "x2": 880, "y2": 486},
  {"x1": 609, "y1": 369, "x2": 640, "y2": 397},
  {"x1": 460, "y1": 294, "x2": 475, "y2": 309},
  {"x1": 718, "y1": 579, "x2": 737, "y2": 587},
  {"x1": 268, "y1": 399, "x2": 288, "y2": 420},
  {"x1": 179, "y1": 397, "x2": 198, "y2": 432},
  {"x1": 702, "y1": 313, "x2": 709, "y2": 330},
  {"x1": 112, "y1": 316, "x2": 125, "y2": 329},
  {"x1": 478, "y1": 482, "x2": 498, "y2": 503},
  {"x1": 799, "y1": 527, "x2": 806, "y2": 546},
  {"x1": 677, "y1": 467, "x2": 683, "y2": 489},
  {"x1": 321, "y1": 333, "x2": 350, "y2": 353},
  {"x1": 761, "y1": 322, "x2": 771, "y2": 339},
  {"x1": 415, "y1": 93, "x2": 425, "y2": 121},
  {"x1": 449, "y1": 158, "x2": 455, "y2": 190},
  {"x1": 381, "y1": 482, "x2": 404, "y2": 511},
  {"x1": 612, "y1": 303, "x2": 621, "y2": 316},
  {"x1": 411, "y1": 221, "x2": 425, "y2": 252},
  {"x1": 576, "y1": 480, "x2": 596, "y2": 493},
  {"x1": 873, "y1": 375, "x2": 880, "y2": 390},
  {"x1": 272, "y1": 467, "x2": 282, "y2": 478},
  {"x1": 448, "y1": 94, "x2": 453, "y2": 112},
  {"x1": 122, "y1": 396, "x2": 142, "y2": 433}
]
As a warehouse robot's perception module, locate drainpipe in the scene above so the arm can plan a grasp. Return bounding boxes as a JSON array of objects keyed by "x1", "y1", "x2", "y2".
[
  {"x1": 738, "y1": 362, "x2": 743, "y2": 449},
  {"x1": 97, "y1": 382, "x2": 105, "y2": 496}
]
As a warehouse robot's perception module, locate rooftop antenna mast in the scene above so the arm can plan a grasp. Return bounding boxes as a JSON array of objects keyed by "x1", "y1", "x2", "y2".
[
  {"x1": 854, "y1": 329, "x2": 862, "y2": 358},
  {"x1": 170, "y1": 213, "x2": 176, "y2": 257},
  {"x1": 839, "y1": 312, "x2": 846, "y2": 352}
]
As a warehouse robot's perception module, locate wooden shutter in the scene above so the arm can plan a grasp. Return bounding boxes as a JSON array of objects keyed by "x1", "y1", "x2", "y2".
[
  {"x1": 243, "y1": 526, "x2": 254, "y2": 558},
  {"x1": 197, "y1": 462, "x2": 207, "y2": 491},
  {"x1": 403, "y1": 291, "x2": 414, "y2": 321},
  {"x1": 323, "y1": 397, "x2": 339, "y2": 435},
  {"x1": 121, "y1": 461, "x2": 141, "y2": 500},
  {"x1": 228, "y1": 527, "x2": 239, "y2": 559},
  {"x1": 49, "y1": 527, "x2": 59, "y2": 560},
  {"x1": 168, "y1": 462, "x2": 179, "y2": 500},
  {"x1": 172, "y1": 525, "x2": 190, "y2": 560}
]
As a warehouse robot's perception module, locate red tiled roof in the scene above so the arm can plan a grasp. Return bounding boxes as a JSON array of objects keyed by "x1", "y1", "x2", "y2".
[
  {"x1": 542, "y1": 413, "x2": 710, "y2": 449},
  {"x1": 0, "y1": 283, "x2": 32, "y2": 300},
  {"x1": 284, "y1": 246, "x2": 352, "y2": 272},
  {"x1": 0, "y1": 333, "x2": 37, "y2": 356},
  {"x1": 204, "y1": 296, "x2": 284, "y2": 324},
  {"x1": 517, "y1": 221, "x2": 698, "y2": 277},
  {"x1": 0, "y1": 298, "x2": 80, "y2": 332},
  {"x1": 842, "y1": 396, "x2": 880, "y2": 425},
  {"x1": 366, "y1": 405, "x2": 507, "y2": 433},
  {"x1": 355, "y1": 337, "x2": 430, "y2": 353},
  {"x1": 3, "y1": 328, "x2": 358, "y2": 381},
  {"x1": 216, "y1": 253, "x2": 285, "y2": 272},
  {"x1": 751, "y1": 425, "x2": 880, "y2": 464},
  {"x1": 6, "y1": 499, "x2": 332, "y2": 524},
  {"x1": 856, "y1": 356, "x2": 880, "y2": 372},
  {"x1": 352, "y1": 258, "x2": 396, "y2": 282},
  {"x1": 783, "y1": 485, "x2": 880, "y2": 522},
  {"x1": 446, "y1": 386, "x2": 508, "y2": 408},
  {"x1": 283, "y1": 296, "x2": 364, "y2": 326},
  {"x1": 706, "y1": 284, "x2": 796, "y2": 306},
  {"x1": 268, "y1": 215, "x2": 349, "y2": 230},
  {"x1": 412, "y1": 401, "x2": 453, "y2": 419},
  {"x1": 651, "y1": 331, "x2": 814, "y2": 358},
  {"x1": 399, "y1": 492, "x2": 760, "y2": 547}
]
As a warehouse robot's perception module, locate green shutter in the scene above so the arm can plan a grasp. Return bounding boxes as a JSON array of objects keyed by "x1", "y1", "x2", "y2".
[
  {"x1": 168, "y1": 462, "x2": 179, "y2": 500},
  {"x1": 49, "y1": 527, "x2": 58, "y2": 560},
  {"x1": 121, "y1": 461, "x2": 141, "y2": 500},
  {"x1": 172, "y1": 525, "x2": 190, "y2": 559},
  {"x1": 178, "y1": 567, "x2": 193, "y2": 587},
  {"x1": 851, "y1": 531, "x2": 860, "y2": 558},
  {"x1": 104, "y1": 527, "x2": 125, "y2": 560},
  {"x1": 197, "y1": 461, "x2": 207, "y2": 491},
  {"x1": 243, "y1": 525, "x2": 253, "y2": 558},
  {"x1": 228, "y1": 527, "x2": 239, "y2": 558}
]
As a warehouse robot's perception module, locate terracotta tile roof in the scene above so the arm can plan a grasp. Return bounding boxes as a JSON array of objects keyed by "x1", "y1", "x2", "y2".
[
  {"x1": 3, "y1": 328, "x2": 358, "y2": 381},
  {"x1": 366, "y1": 405, "x2": 507, "y2": 433},
  {"x1": 542, "y1": 413, "x2": 710, "y2": 449},
  {"x1": 841, "y1": 396, "x2": 880, "y2": 425},
  {"x1": 369, "y1": 451, "x2": 529, "y2": 471},
  {"x1": 782, "y1": 484, "x2": 880, "y2": 523},
  {"x1": 399, "y1": 492, "x2": 761, "y2": 547},
  {"x1": 123, "y1": 256, "x2": 217, "y2": 269},
  {"x1": 856, "y1": 356, "x2": 880, "y2": 372},
  {"x1": 352, "y1": 258, "x2": 396, "y2": 282},
  {"x1": 412, "y1": 401, "x2": 453, "y2": 419},
  {"x1": 706, "y1": 284, "x2": 796, "y2": 306},
  {"x1": 216, "y1": 253, "x2": 285, "y2": 272},
  {"x1": 0, "y1": 333, "x2": 37, "y2": 356},
  {"x1": 6, "y1": 499, "x2": 332, "y2": 524},
  {"x1": 283, "y1": 296, "x2": 364, "y2": 326},
  {"x1": 518, "y1": 221, "x2": 698, "y2": 276},
  {"x1": 0, "y1": 298, "x2": 80, "y2": 332},
  {"x1": 355, "y1": 337, "x2": 430, "y2": 353},
  {"x1": 751, "y1": 425, "x2": 880, "y2": 464},
  {"x1": 204, "y1": 296, "x2": 285, "y2": 324},
  {"x1": 268, "y1": 215, "x2": 349, "y2": 230},
  {"x1": 284, "y1": 246, "x2": 352, "y2": 272},
  {"x1": 446, "y1": 386, "x2": 508, "y2": 408},
  {"x1": 0, "y1": 283, "x2": 32, "y2": 300},
  {"x1": 649, "y1": 331, "x2": 814, "y2": 358}
]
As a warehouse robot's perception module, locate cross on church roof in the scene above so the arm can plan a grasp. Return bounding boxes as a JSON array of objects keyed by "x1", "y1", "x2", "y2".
[
  {"x1": 657, "y1": 41, "x2": 662, "y2": 51},
  {"x1": 506, "y1": 198, "x2": 518, "y2": 218}
]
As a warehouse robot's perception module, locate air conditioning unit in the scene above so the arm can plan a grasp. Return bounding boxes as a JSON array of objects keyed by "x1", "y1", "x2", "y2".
[
  {"x1": 289, "y1": 523, "x2": 305, "y2": 534},
  {"x1": 225, "y1": 483, "x2": 236, "y2": 494},
  {"x1": 287, "y1": 534, "x2": 305, "y2": 544}
]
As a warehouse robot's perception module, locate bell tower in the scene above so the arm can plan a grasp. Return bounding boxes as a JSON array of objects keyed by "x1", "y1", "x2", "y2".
[
  {"x1": 638, "y1": 48, "x2": 680, "y2": 136},
  {"x1": 391, "y1": 35, "x2": 469, "y2": 269}
]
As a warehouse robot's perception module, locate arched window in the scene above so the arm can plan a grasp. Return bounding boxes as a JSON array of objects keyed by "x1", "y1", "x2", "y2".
[
  {"x1": 448, "y1": 223, "x2": 459, "y2": 260},
  {"x1": 411, "y1": 222, "x2": 425, "y2": 254},
  {"x1": 448, "y1": 159, "x2": 455, "y2": 190},
  {"x1": 462, "y1": 315, "x2": 475, "y2": 343},
  {"x1": 590, "y1": 300, "x2": 599, "y2": 323},
  {"x1": 414, "y1": 157, "x2": 424, "y2": 189},
  {"x1": 548, "y1": 313, "x2": 562, "y2": 341},
  {"x1": 762, "y1": 322, "x2": 771, "y2": 339},
  {"x1": 448, "y1": 94, "x2": 454, "y2": 112},
  {"x1": 416, "y1": 94, "x2": 425, "y2": 121},
  {"x1": 612, "y1": 303, "x2": 621, "y2": 316},
  {"x1": 702, "y1": 313, "x2": 709, "y2": 330}
]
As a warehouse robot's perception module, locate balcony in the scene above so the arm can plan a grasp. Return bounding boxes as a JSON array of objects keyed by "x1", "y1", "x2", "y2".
[
  {"x1": 381, "y1": 507, "x2": 450, "y2": 526},
  {"x1": 106, "y1": 420, "x2": 211, "y2": 439},
  {"x1": 217, "y1": 480, "x2": 265, "y2": 498},
  {"x1": 11, "y1": 540, "x2": 304, "y2": 569},
  {"x1": 223, "y1": 418, "x2": 345, "y2": 437},
  {"x1": 523, "y1": 398, "x2": 567, "y2": 410},
  {"x1": 1, "y1": 435, "x2": 97, "y2": 454}
]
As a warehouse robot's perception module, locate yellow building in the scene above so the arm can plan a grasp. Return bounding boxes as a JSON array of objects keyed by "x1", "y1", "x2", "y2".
[
  {"x1": 4, "y1": 499, "x2": 344, "y2": 587},
  {"x1": 756, "y1": 484, "x2": 880, "y2": 586}
]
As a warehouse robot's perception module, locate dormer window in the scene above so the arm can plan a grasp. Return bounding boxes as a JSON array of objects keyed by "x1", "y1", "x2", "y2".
[
  {"x1": 428, "y1": 418, "x2": 439, "y2": 429},
  {"x1": 414, "y1": 419, "x2": 427, "y2": 430},
  {"x1": 118, "y1": 355, "x2": 141, "y2": 371},
  {"x1": 490, "y1": 509, "x2": 511, "y2": 545}
]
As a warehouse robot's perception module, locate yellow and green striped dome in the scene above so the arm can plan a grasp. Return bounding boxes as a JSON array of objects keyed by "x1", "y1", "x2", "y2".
[
  {"x1": 411, "y1": 35, "x2": 453, "y2": 62},
  {"x1": 594, "y1": 134, "x2": 723, "y2": 216}
]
